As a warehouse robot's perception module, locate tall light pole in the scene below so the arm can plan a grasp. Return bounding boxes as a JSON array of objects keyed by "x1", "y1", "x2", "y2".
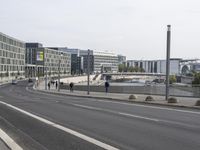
[
  {"x1": 58, "y1": 52, "x2": 63, "y2": 92},
  {"x1": 35, "y1": 51, "x2": 38, "y2": 87},
  {"x1": 87, "y1": 49, "x2": 90, "y2": 95},
  {"x1": 165, "y1": 25, "x2": 171, "y2": 100},
  {"x1": 45, "y1": 52, "x2": 47, "y2": 90}
]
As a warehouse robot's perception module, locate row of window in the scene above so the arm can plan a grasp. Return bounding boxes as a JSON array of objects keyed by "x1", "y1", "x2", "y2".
[
  {"x1": 0, "y1": 34, "x2": 24, "y2": 48},
  {"x1": 94, "y1": 55, "x2": 118, "y2": 60},
  {"x1": 0, "y1": 57, "x2": 25, "y2": 65},
  {"x1": 0, "y1": 65, "x2": 24, "y2": 72},
  {"x1": 45, "y1": 49, "x2": 70, "y2": 57},
  {"x1": 0, "y1": 72, "x2": 24, "y2": 78},
  {"x1": 0, "y1": 42, "x2": 25, "y2": 53},
  {"x1": 0, "y1": 50, "x2": 25, "y2": 59}
]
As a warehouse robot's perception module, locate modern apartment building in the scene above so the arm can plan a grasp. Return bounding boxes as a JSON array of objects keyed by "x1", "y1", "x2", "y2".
[
  {"x1": 26, "y1": 44, "x2": 71, "y2": 78},
  {"x1": 0, "y1": 32, "x2": 25, "y2": 82}
]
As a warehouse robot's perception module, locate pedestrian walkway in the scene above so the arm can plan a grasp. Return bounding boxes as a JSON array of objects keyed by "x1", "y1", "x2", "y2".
[{"x1": 36, "y1": 81, "x2": 200, "y2": 109}]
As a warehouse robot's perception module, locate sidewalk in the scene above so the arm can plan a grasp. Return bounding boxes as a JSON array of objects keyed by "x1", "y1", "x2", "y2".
[{"x1": 36, "y1": 81, "x2": 200, "y2": 109}]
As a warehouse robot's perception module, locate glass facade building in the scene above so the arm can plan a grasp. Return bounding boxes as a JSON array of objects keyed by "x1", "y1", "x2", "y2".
[{"x1": 26, "y1": 44, "x2": 71, "y2": 78}]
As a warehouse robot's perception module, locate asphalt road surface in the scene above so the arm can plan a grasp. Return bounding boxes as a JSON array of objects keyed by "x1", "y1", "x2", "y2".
[{"x1": 0, "y1": 81, "x2": 200, "y2": 150}]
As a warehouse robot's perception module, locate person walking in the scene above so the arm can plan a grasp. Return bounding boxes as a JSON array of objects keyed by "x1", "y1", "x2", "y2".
[
  {"x1": 55, "y1": 81, "x2": 58, "y2": 89},
  {"x1": 48, "y1": 82, "x2": 50, "y2": 90},
  {"x1": 69, "y1": 82, "x2": 74, "y2": 92},
  {"x1": 105, "y1": 81, "x2": 109, "y2": 93}
]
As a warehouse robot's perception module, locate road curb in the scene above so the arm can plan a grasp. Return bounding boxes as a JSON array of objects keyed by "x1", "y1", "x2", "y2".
[{"x1": 33, "y1": 87, "x2": 200, "y2": 110}]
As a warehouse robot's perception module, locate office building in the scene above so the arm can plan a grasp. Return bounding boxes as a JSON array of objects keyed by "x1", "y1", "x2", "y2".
[
  {"x1": 93, "y1": 51, "x2": 118, "y2": 73},
  {"x1": 127, "y1": 58, "x2": 181, "y2": 75},
  {"x1": 26, "y1": 44, "x2": 71, "y2": 78},
  {"x1": 180, "y1": 59, "x2": 200, "y2": 75},
  {"x1": 48, "y1": 47, "x2": 118, "y2": 74},
  {"x1": 118, "y1": 54, "x2": 126, "y2": 64},
  {"x1": 48, "y1": 47, "x2": 85, "y2": 75},
  {"x1": 0, "y1": 32, "x2": 25, "y2": 82},
  {"x1": 25, "y1": 43, "x2": 43, "y2": 77}
]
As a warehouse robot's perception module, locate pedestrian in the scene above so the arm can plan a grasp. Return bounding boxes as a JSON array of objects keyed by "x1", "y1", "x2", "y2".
[
  {"x1": 48, "y1": 82, "x2": 50, "y2": 90},
  {"x1": 69, "y1": 82, "x2": 74, "y2": 92},
  {"x1": 105, "y1": 81, "x2": 109, "y2": 93},
  {"x1": 55, "y1": 81, "x2": 58, "y2": 89}
]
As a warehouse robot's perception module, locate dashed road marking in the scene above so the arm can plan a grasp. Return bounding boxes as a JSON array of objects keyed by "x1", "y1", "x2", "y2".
[
  {"x1": 28, "y1": 87, "x2": 200, "y2": 115},
  {"x1": 73, "y1": 103, "x2": 159, "y2": 122}
]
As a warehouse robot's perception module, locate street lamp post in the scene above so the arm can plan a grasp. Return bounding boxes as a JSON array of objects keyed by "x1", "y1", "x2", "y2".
[
  {"x1": 165, "y1": 25, "x2": 171, "y2": 100},
  {"x1": 58, "y1": 52, "x2": 63, "y2": 92},
  {"x1": 45, "y1": 59, "x2": 47, "y2": 90},
  {"x1": 44, "y1": 51, "x2": 48, "y2": 90},
  {"x1": 87, "y1": 49, "x2": 90, "y2": 95}
]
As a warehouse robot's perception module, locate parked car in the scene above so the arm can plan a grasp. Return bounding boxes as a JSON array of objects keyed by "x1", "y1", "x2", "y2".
[
  {"x1": 11, "y1": 80, "x2": 18, "y2": 85},
  {"x1": 28, "y1": 78, "x2": 33, "y2": 82}
]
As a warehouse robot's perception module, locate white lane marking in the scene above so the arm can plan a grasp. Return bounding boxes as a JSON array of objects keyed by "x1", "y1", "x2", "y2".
[
  {"x1": 118, "y1": 112, "x2": 159, "y2": 122},
  {"x1": 73, "y1": 104, "x2": 102, "y2": 111},
  {"x1": 73, "y1": 103, "x2": 159, "y2": 122},
  {"x1": 28, "y1": 86, "x2": 200, "y2": 115},
  {"x1": 159, "y1": 119, "x2": 200, "y2": 128},
  {"x1": 94, "y1": 99, "x2": 200, "y2": 115},
  {"x1": 73, "y1": 104, "x2": 200, "y2": 128},
  {"x1": 0, "y1": 128, "x2": 23, "y2": 150},
  {"x1": 0, "y1": 101, "x2": 119, "y2": 150}
]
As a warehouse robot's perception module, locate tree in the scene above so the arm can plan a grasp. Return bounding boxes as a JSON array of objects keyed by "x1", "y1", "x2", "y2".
[
  {"x1": 169, "y1": 75, "x2": 177, "y2": 84},
  {"x1": 128, "y1": 66, "x2": 145, "y2": 72},
  {"x1": 192, "y1": 72, "x2": 200, "y2": 85},
  {"x1": 118, "y1": 64, "x2": 127, "y2": 72},
  {"x1": 128, "y1": 66, "x2": 134, "y2": 72},
  {"x1": 118, "y1": 64, "x2": 145, "y2": 73}
]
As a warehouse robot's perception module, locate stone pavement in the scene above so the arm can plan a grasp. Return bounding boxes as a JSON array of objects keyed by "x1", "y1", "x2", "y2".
[{"x1": 36, "y1": 81, "x2": 200, "y2": 109}]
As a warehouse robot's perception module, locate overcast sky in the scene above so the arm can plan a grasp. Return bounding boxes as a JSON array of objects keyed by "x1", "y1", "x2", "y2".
[{"x1": 1, "y1": 0, "x2": 200, "y2": 59}]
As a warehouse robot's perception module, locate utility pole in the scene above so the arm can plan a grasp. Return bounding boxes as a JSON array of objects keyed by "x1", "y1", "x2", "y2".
[
  {"x1": 87, "y1": 49, "x2": 90, "y2": 95},
  {"x1": 165, "y1": 25, "x2": 171, "y2": 100}
]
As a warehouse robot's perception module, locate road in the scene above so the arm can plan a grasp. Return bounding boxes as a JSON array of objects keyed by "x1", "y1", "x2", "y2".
[{"x1": 0, "y1": 81, "x2": 200, "y2": 150}]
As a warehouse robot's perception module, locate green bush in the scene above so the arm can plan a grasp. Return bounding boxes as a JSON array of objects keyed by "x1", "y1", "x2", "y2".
[
  {"x1": 145, "y1": 96, "x2": 154, "y2": 101},
  {"x1": 192, "y1": 73, "x2": 200, "y2": 85},
  {"x1": 195, "y1": 100, "x2": 200, "y2": 106},
  {"x1": 169, "y1": 75, "x2": 177, "y2": 84},
  {"x1": 168, "y1": 97, "x2": 178, "y2": 103},
  {"x1": 129, "y1": 94, "x2": 137, "y2": 100}
]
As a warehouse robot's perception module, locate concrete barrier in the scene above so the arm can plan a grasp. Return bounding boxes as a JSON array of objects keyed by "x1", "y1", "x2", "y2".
[{"x1": 60, "y1": 84, "x2": 200, "y2": 97}]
